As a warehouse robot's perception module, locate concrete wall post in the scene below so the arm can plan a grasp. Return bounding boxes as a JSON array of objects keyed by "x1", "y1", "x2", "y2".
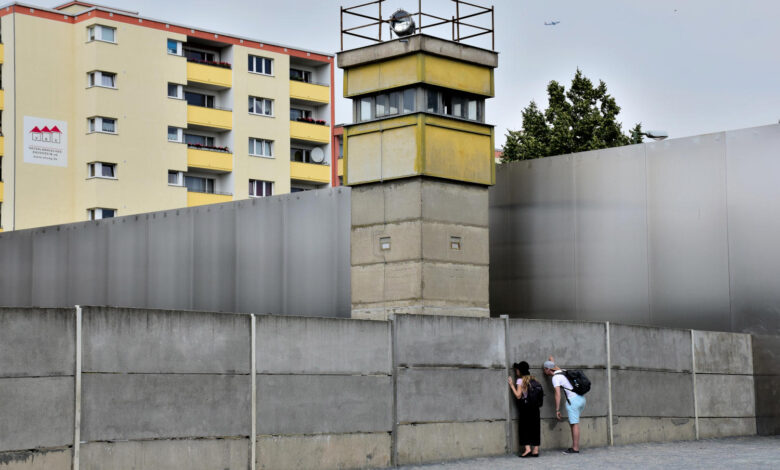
[
  {"x1": 691, "y1": 330, "x2": 700, "y2": 440},
  {"x1": 500, "y1": 315, "x2": 512, "y2": 453},
  {"x1": 606, "y1": 321, "x2": 613, "y2": 446},
  {"x1": 73, "y1": 305, "x2": 82, "y2": 470},
  {"x1": 250, "y1": 314, "x2": 256, "y2": 470},
  {"x1": 390, "y1": 314, "x2": 399, "y2": 466}
]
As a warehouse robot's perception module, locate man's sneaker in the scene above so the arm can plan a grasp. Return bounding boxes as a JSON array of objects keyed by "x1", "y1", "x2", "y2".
[{"x1": 563, "y1": 448, "x2": 580, "y2": 454}]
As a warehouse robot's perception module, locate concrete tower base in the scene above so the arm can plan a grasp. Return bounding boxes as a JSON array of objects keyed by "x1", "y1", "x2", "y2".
[{"x1": 351, "y1": 177, "x2": 489, "y2": 320}]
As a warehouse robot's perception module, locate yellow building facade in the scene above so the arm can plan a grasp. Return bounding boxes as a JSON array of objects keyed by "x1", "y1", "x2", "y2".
[{"x1": 0, "y1": 1, "x2": 336, "y2": 231}]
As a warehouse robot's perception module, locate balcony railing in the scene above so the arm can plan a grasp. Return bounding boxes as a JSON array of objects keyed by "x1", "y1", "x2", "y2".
[
  {"x1": 186, "y1": 188, "x2": 232, "y2": 196},
  {"x1": 290, "y1": 76, "x2": 329, "y2": 87},
  {"x1": 186, "y1": 57, "x2": 231, "y2": 69},
  {"x1": 294, "y1": 117, "x2": 328, "y2": 126}
]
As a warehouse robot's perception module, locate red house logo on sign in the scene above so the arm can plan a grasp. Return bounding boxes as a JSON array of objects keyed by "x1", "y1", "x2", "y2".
[{"x1": 30, "y1": 125, "x2": 63, "y2": 143}]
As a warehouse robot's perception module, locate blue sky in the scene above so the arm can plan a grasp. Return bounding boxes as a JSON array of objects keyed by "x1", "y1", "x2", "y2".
[{"x1": 36, "y1": 0, "x2": 780, "y2": 146}]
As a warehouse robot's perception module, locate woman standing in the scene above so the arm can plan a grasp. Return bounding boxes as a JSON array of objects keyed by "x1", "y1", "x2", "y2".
[{"x1": 507, "y1": 361, "x2": 542, "y2": 457}]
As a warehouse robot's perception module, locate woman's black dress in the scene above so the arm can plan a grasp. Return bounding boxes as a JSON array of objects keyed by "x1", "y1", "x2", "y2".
[{"x1": 517, "y1": 391, "x2": 541, "y2": 446}]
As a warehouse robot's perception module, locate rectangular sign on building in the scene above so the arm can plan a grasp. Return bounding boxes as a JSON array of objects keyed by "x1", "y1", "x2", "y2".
[{"x1": 23, "y1": 116, "x2": 68, "y2": 167}]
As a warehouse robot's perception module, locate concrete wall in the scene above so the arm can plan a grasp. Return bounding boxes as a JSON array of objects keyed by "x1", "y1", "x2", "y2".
[
  {"x1": 0, "y1": 307, "x2": 768, "y2": 469},
  {"x1": 0, "y1": 188, "x2": 351, "y2": 318},
  {"x1": 490, "y1": 124, "x2": 780, "y2": 336}
]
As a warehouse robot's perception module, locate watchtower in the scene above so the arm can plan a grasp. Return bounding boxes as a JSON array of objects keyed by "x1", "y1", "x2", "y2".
[{"x1": 339, "y1": 2, "x2": 497, "y2": 319}]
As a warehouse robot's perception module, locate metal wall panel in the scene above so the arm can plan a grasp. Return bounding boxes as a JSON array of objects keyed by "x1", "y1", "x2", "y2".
[
  {"x1": 488, "y1": 155, "x2": 576, "y2": 318},
  {"x1": 490, "y1": 124, "x2": 780, "y2": 334},
  {"x1": 573, "y1": 146, "x2": 649, "y2": 324},
  {"x1": 725, "y1": 125, "x2": 780, "y2": 334},
  {"x1": 646, "y1": 133, "x2": 731, "y2": 330},
  {"x1": 0, "y1": 188, "x2": 351, "y2": 317}
]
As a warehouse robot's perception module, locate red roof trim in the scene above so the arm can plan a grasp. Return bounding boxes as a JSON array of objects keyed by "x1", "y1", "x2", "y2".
[
  {"x1": 29, "y1": 126, "x2": 42, "y2": 133},
  {"x1": 50, "y1": 125, "x2": 62, "y2": 133},
  {"x1": 0, "y1": 5, "x2": 332, "y2": 63}
]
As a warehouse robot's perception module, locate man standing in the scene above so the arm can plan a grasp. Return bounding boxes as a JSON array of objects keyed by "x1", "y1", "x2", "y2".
[{"x1": 543, "y1": 356, "x2": 586, "y2": 454}]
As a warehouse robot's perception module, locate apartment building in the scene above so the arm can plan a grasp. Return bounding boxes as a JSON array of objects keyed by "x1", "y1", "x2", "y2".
[{"x1": 0, "y1": 1, "x2": 337, "y2": 231}]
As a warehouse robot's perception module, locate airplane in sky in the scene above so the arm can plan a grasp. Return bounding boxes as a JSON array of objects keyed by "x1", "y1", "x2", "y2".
[{"x1": 544, "y1": 21, "x2": 560, "y2": 26}]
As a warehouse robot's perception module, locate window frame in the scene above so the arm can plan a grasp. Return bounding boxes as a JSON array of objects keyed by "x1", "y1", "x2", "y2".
[
  {"x1": 167, "y1": 38, "x2": 183, "y2": 56},
  {"x1": 168, "y1": 126, "x2": 184, "y2": 143},
  {"x1": 88, "y1": 116, "x2": 118, "y2": 135},
  {"x1": 87, "y1": 71, "x2": 117, "y2": 89},
  {"x1": 87, "y1": 162, "x2": 117, "y2": 179},
  {"x1": 249, "y1": 137, "x2": 273, "y2": 158},
  {"x1": 290, "y1": 68, "x2": 312, "y2": 83},
  {"x1": 88, "y1": 208, "x2": 116, "y2": 220},
  {"x1": 168, "y1": 170, "x2": 184, "y2": 186},
  {"x1": 248, "y1": 55, "x2": 274, "y2": 76},
  {"x1": 249, "y1": 179, "x2": 274, "y2": 198},
  {"x1": 167, "y1": 83, "x2": 183, "y2": 99},
  {"x1": 248, "y1": 96, "x2": 274, "y2": 117},
  {"x1": 87, "y1": 25, "x2": 116, "y2": 44}
]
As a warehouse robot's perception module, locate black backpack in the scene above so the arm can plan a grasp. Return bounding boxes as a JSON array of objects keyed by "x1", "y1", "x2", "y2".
[
  {"x1": 526, "y1": 379, "x2": 544, "y2": 407},
  {"x1": 562, "y1": 369, "x2": 591, "y2": 396}
]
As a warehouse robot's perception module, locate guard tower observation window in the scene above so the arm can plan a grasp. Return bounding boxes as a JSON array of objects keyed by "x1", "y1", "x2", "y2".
[{"x1": 354, "y1": 86, "x2": 484, "y2": 123}]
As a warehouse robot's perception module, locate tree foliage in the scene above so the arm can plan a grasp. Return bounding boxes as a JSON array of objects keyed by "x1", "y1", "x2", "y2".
[{"x1": 503, "y1": 69, "x2": 643, "y2": 161}]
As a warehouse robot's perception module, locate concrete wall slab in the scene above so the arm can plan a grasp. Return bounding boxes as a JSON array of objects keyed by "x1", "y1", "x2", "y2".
[
  {"x1": 81, "y1": 374, "x2": 249, "y2": 441},
  {"x1": 694, "y1": 331, "x2": 753, "y2": 374},
  {"x1": 395, "y1": 315, "x2": 504, "y2": 368},
  {"x1": 612, "y1": 416, "x2": 695, "y2": 444},
  {"x1": 541, "y1": 417, "x2": 608, "y2": 450},
  {"x1": 351, "y1": 179, "x2": 422, "y2": 227},
  {"x1": 421, "y1": 179, "x2": 489, "y2": 227},
  {"x1": 397, "y1": 369, "x2": 505, "y2": 423},
  {"x1": 0, "y1": 377, "x2": 74, "y2": 452},
  {"x1": 257, "y1": 375, "x2": 393, "y2": 434},
  {"x1": 610, "y1": 324, "x2": 691, "y2": 371},
  {"x1": 519, "y1": 368, "x2": 608, "y2": 419},
  {"x1": 611, "y1": 370, "x2": 694, "y2": 417},
  {"x1": 422, "y1": 263, "x2": 489, "y2": 304},
  {"x1": 507, "y1": 319, "x2": 606, "y2": 368},
  {"x1": 698, "y1": 417, "x2": 756, "y2": 438},
  {"x1": 256, "y1": 315, "x2": 391, "y2": 374},
  {"x1": 80, "y1": 438, "x2": 249, "y2": 470},
  {"x1": 0, "y1": 308, "x2": 74, "y2": 377},
  {"x1": 0, "y1": 448, "x2": 71, "y2": 470},
  {"x1": 422, "y1": 222, "x2": 489, "y2": 265},
  {"x1": 696, "y1": 374, "x2": 755, "y2": 418},
  {"x1": 351, "y1": 221, "x2": 422, "y2": 266},
  {"x1": 256, "y1": 433, "x2": 391, "y2": 470},
  {"x1": 396, "y1": 421, "x2": 505, "y2": 465},
  {"x1": 82, "y1": 307, "x2": 250, "y2": 374}
]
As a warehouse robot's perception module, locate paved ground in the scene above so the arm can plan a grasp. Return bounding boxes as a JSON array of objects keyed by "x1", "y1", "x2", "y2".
[{"x1": 396, "y1": 436, "x2": 780, "y2": 469}]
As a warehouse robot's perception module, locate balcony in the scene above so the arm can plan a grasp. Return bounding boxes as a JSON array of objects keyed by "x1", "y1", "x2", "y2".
[
  {"x1": 290, "y1": 120, "x2": 329, "y2": 144},
  {"x1": 187, "y1": 61, "x2": 232, "y2": 89},
  {"x1": 290, "y1": 161, "x2": 330, "y2": 184},
  {"x1": 187, "y1": 105, "x2": 232, "y2": 131},
  {"x1": 186, "y1": 190, "x2": 232, "y2": 207},
  {"x1": 187, "y1": 145, "x2": 233, "y2": 172},
  {"x1": 0, "y1": 43, "x2": 4, "y2": 64},
  {"x1": 0, "y1": 89, "x2": 4, "y2": 110},
  {"x1": 0, "y1": 135, "x2": 4, "y2": 156},
  {"x1": 289, "y1": 80, "x2": 329, "y2": 104},
  {"x1": 0, "y1": 181, "x2": 4, "y2": 202}
]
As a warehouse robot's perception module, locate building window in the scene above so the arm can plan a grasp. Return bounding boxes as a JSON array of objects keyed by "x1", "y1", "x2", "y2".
[
  {"x1": 249, "y1": 138, "x2": 273, "y2": 158},
  {"x1": 249, "y1": 179, "x2": 273, "y2": 197},
  {"x1": 249, "y1": 96, "x2": 273, "y2": 116},
  {"x1": 185, "y1": 133, "x2": 215, "y2": 147},
  {"x1": 248, "y1": 55, "x2": 273, "y2": 75},
  {"x1": 290, "y1": 148, "x2": 311, "y2": 163},
  {"x1": 168, "y1": 170, "x2": 183, "y2": 186},
  {"x1": 167, "y1": 39, "x2": 182, "y2": 55},
  {"x1": 185, "y1": 91, "x2": 215, "y2": 108},
  {"x1": 358, "y1": 97, "x2": 372, "y2": 121},
  {"x1": 88, "y1": 208, "x2": 116, "y2": 220},
  {"x1": 87, "y1": 25, "x2": 116, "y2": 43},
  {"x1": 184, "y1": 175, "x2": 215, "y2": 193},
  {"x1": 167, "y1": 83, "x2": 183, "y2": 99},
  {"x1": 87, "y1": 71, "x2": 116, "y2": 88},
  {"x1": 88, "y1": 117, "x2": 117, "y2": 134},
  {"x1": 403, "y1": 89, "x2": 415, "y2": 113},
  {"x1": 290, "y1": 68, "x2": 312, "y2": 83},
  {"x1": 87, "y1": 162, "x2": 116, "y2": 179},
  {"x1": 184, "y1": 47, "x2": 216, "y2": 63},
  {"x1": 168, "y1": 126, "x2": 183, "y2": 142},
  {"x1": 290, "y1": 108, "x2": 312, "y2": 121}
]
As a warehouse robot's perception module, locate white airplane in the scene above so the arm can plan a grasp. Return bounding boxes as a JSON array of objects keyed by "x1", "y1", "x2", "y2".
[{"x1": 544, "y1": 21, "x2": 560, "y2": 26}]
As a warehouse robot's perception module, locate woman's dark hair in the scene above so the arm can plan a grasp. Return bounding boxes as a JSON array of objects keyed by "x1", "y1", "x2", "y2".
[{"x1": 513, "y1": 361, "x2": 531, "y2": 376}]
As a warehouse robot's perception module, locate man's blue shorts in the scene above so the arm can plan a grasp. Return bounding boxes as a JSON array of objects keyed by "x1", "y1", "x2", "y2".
[{"x1": 565, "y1": 394, "x2": 586, "y2": 424}]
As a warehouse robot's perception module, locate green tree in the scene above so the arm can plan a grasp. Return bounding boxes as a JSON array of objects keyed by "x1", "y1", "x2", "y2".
[{"x1": 502, "y1": 69, "x2": 643, "y2": 161}]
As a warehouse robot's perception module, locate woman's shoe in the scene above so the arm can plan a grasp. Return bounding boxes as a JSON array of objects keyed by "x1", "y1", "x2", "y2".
[
  {"x1": 531, "y1": 453, "x2": 540, "y2": 457},
  {"x1": 520, "y1": 451, "x2": 532, "y2": 458}
]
